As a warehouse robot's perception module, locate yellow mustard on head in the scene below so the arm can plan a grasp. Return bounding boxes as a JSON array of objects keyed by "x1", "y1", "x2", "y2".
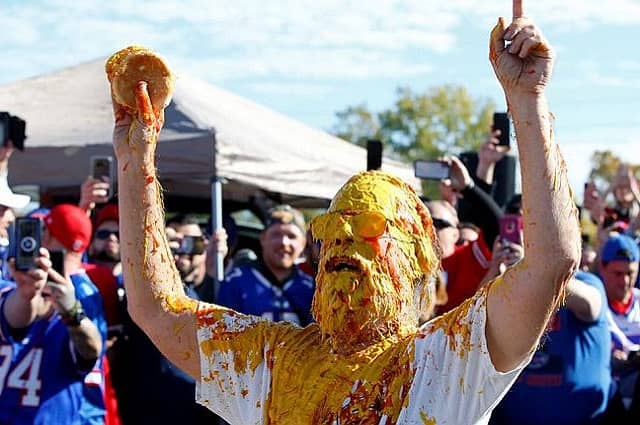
[{"x1": 310, "y1": 170, "x2": 440, "y2": 351}]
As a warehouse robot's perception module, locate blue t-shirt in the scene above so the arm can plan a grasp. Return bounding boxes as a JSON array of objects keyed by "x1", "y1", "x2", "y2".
[
  {"x1": 490, "y1": 271, "x2": 612, "y2": 425},
  {"x1": 217, "y1": 262, "x2": 315, "y2": 326},
  {"x1": 0, "y1": 272, "x2": 107, "y2": 425}
]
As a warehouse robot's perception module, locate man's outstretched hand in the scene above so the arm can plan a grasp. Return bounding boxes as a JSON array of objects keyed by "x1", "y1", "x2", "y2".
[{"x1": 490, "y1": 0, "x2": 554, "y2": 97}]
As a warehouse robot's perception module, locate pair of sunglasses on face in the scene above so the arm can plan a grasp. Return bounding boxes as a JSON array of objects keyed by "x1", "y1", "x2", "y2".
[
  {"x1": 431, "y1": 218, "x2": 455, "y2": 230},
  {"x1": 95, "y1": 229, "x2": 119, "y2": 240},
  {"x1": 311, "y1": 211, "x2": 418, "y2": 245}
]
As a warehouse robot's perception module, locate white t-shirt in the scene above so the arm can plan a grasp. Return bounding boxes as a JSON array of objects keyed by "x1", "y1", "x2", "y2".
[{"x1": 196, "y1": 288, "x2": 528, "y2": 424}]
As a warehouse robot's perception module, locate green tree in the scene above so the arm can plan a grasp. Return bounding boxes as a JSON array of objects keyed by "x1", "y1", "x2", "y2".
[
  {"x1": 332, "y1": 85, "x2": 495, "y2": 161},
  {"x1": 331, "y1": 85, "x2": 496, "y2": 198},
  {"x1": 588, "y1": 150, "x2": 640, "y2": 190}
]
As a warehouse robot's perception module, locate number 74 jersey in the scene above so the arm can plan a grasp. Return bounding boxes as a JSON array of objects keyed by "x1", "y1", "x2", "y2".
[{"x1": 0, "y1": 284, "x2": 104, "y2": 425}]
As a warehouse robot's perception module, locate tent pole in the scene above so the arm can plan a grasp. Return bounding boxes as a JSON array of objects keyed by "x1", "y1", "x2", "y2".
[{"x1": 210, "y1": 130, "x2": 224, "y2": 285}]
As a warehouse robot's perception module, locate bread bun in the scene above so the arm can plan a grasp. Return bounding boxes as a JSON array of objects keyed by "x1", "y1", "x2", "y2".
[{"x1": 106, "y1": 45, "x2": 175, "y2": 112}]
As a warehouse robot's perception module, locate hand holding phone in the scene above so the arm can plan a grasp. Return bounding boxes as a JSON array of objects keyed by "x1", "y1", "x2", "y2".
[{"x1": 492, "y1": 112, "x2": 510, "y2": 147}]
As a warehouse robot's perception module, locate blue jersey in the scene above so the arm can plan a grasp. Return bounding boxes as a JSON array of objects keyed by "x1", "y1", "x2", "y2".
[
  {"x1": 217, "y1": 263, "x2": 315, "y2": 326},
  {"x1": 0, "y1": 271, "x2": 107, "y2": 425},
  {"x1": 491, "y1": 271, "x2": 612, "y2": 425}
]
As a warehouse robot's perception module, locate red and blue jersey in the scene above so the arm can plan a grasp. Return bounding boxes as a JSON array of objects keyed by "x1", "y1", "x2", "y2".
[
  {"x1": 217, "y1": 262, "x2": 315, "y2": 326},
  {"x1": 0, "y1": 271, "x2": 107, "y2": 425}
]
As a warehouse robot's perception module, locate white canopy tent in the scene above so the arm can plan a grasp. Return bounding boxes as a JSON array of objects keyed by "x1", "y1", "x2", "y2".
[{"x1": 0, "y1": 59, "x2": 420, "y2": 208}]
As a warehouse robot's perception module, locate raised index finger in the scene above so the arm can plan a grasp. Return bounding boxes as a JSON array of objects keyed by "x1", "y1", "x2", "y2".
[{"x1": 513, "y1": 0, "x2": 524, "y2": 19}]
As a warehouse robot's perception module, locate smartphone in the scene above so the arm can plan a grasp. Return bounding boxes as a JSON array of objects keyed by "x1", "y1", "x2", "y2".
[
  {"x1": 414, "y1": 160, "x2": 450, "y2": 180},
  {"x1": 15, "y1": 217, "x2": 42, "y2": 271},
  {"x1": 177, "y1": 236, "x2": 206, "y2": 255},
  {"x1": 49, "y1": 249, "x2": 66, "y2": 277},
  {"x1": 499, "y1": 214, "x2": 523, "y2": 245},
  {"x1": 367, "y1": 139, "x2": 383, "y2": 171},
  {"x1": 493, "y1": 112, "x2": 510, "y2": 147},
  {"x1": 90, "y1": 155, "x2": 114, "y2": 199},
  {"x1": 8, "y1": 116, "x2": 26, "y2": 151},
  {"x1": 0, "y1": 112, "x2": 9, "y2": 146}
]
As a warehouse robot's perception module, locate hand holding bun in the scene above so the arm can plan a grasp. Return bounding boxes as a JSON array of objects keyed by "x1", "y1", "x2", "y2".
[{"x1": 106, "y1": 45, "x2": 175, "y2": 114}]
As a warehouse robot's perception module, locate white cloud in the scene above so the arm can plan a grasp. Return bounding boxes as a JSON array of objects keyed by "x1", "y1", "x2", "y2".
[{"x1": 3, "y1": 0, "x2": 640, "y2": 87}]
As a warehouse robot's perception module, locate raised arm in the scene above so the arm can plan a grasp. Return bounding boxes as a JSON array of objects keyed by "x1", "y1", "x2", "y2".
[
  {"x1": 108, "y1": 51, "x2": 211, "y2": 379},
  {"x1": 485, "y1": 1, "x2": 580, "y2": 371}
]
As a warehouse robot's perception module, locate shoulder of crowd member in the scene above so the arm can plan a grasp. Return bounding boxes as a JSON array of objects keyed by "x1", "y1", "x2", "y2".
[
  {"x1": 574, "y1": 270, "x2": 605, "y2": 289},
  {"x1": 223, "y1": 261, "x2": 259, "y2": 283},
  {"x1": 0, "y1": 279, "x2": 15, "y2": 293},
  {"x1": 292, "y1": 267, "x2": 315, "y2": 288}
]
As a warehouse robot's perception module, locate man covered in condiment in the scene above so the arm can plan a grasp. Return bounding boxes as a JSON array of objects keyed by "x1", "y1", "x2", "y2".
[{"x1": 108, "y1": 1, "x2": 580, "y2": 423}]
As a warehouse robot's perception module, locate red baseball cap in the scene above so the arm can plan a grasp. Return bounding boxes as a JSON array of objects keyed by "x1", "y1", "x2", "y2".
[
  {"x1": 45, "y1": 204, "x2": 93, "y2": 253},
  {"x1": 95, "y1": 203, "x2": 119, "y2": 229}
]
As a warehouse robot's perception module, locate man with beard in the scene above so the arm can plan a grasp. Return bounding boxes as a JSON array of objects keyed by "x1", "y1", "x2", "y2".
[
  {"x1": 85, "y1": 203, "x2": 123, "y2": 333},
  {"x1": 109, "y1": 2, "x2": 580, "y2": 423},
  {"x1": 166, "y1": 214, "x2": 217, "y2": 303},
  {"x1": 217, "y1": 205, "x2": 315, "y2": 325}
]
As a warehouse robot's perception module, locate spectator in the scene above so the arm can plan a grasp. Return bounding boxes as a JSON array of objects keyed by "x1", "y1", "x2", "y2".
[
  {"x1": 217, "y1": 204, "x2": 315, "y2": 325},
  {"x1": 85, "y1": 203, "x2": 122, "y2": 331},
  {"x1": 0, "y1": 205, "x2": 107, "y2": 424},
  {"x1": 610, "y1": 165, "x2": 640, "y2": 224},
  {"x1": 490, "y1": 270, "x2": 612, "y2": 425},
  {"x1": 457, "y1": 222, "x2": 480, "y2": 246},
  {"x1": 427, "y1": 156, "x2": 499, "y2": 313},
  {"x1": 83, "y1": 203, "x2": 123, "y2": 425},
  {"x1": 43, "y1": 204, "x2": 108, "y2": 423},
  {"x1": 88, "y1": 204, "x2": 121, "y2": 276},
  {"x1": 166, "y1": 213, "x2": 228, "y2": 303},
  {"x1": 599, "y1": 234, "x2": 640, "y2": 416},
  {"x1": 0, "y1": 143, "x2": 30, "y2": 280}
]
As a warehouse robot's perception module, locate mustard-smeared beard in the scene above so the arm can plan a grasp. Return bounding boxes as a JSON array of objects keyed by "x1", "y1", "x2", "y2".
[{"x1": 312, "y1": 242, "x2": 421, "y2": 352}]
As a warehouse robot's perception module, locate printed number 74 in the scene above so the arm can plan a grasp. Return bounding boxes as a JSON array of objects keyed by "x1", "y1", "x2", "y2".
[{"x1": 0, "y1": 345, "x2": 43, "y2": 407}]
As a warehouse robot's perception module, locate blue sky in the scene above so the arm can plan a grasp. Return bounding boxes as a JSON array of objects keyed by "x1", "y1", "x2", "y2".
[{"x1": 3, "y1": 0, "x2": 640, "y2": 194}]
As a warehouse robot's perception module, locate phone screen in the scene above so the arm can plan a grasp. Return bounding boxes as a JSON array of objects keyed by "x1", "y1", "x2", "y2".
[
  {"x1": 0, "y1": 113, "x2": 9, "y2": 145},
  {"x1": 499, "y1": 214, "x2": 523, "y2": 245},
  {"x1": 15, "y1": 217, "x2": 41, "y2": 271},
  {"x1": 92, "y1": 156, "x2": 113, "y2": 180},
  {"x1": 49, "y1": 249, "x2": 65, "y2": 276},
  {"x1": 178, "y1": 236, "x2": 206, "y2": 255},
  {"x1": 414, "y1": 160, "x2": 450, "y2": 180},
  {"x1": 493, "y1": 112, "x2": 510, "y2": 147},
  {"x1": 91, "y1": 156, "x2": 114, "y2": 199}
]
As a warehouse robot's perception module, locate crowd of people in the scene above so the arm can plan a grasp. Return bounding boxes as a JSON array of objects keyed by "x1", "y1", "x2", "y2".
[{"x1": 0, "y1": 3, "x2": 639, "y2": 424}]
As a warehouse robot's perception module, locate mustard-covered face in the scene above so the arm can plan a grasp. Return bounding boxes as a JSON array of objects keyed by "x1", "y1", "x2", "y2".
[{"x1": 311, "y1": 171, "x2": 439, "y2": 349}]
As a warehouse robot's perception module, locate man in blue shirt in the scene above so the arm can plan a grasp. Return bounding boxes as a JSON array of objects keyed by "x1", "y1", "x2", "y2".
[
  {"x1": 218, "y1": 205, "x2": 315, "y2": 326},
  {"x1": 0, "y1": 204, "x2": 106, "y2": 424},
  {"x1": 490, "y1": 271, "x2": 612, "y2": 425}
]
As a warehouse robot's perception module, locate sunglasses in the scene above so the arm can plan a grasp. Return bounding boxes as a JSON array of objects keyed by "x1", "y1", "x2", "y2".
[
  {"x1": 432, "y1": 218, "x2": 454, "y2": 230},
  {"x1": 312, "y1": 211, "x2": 388, "y2": 240},
  {"x1": 95, "y1": 229, "x2": 119, "y2": 240}
]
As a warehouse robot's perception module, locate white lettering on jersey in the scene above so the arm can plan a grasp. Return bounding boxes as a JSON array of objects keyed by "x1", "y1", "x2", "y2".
[{"x1": 0, "y1": 345, "x2": 44, "y2": 406}]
